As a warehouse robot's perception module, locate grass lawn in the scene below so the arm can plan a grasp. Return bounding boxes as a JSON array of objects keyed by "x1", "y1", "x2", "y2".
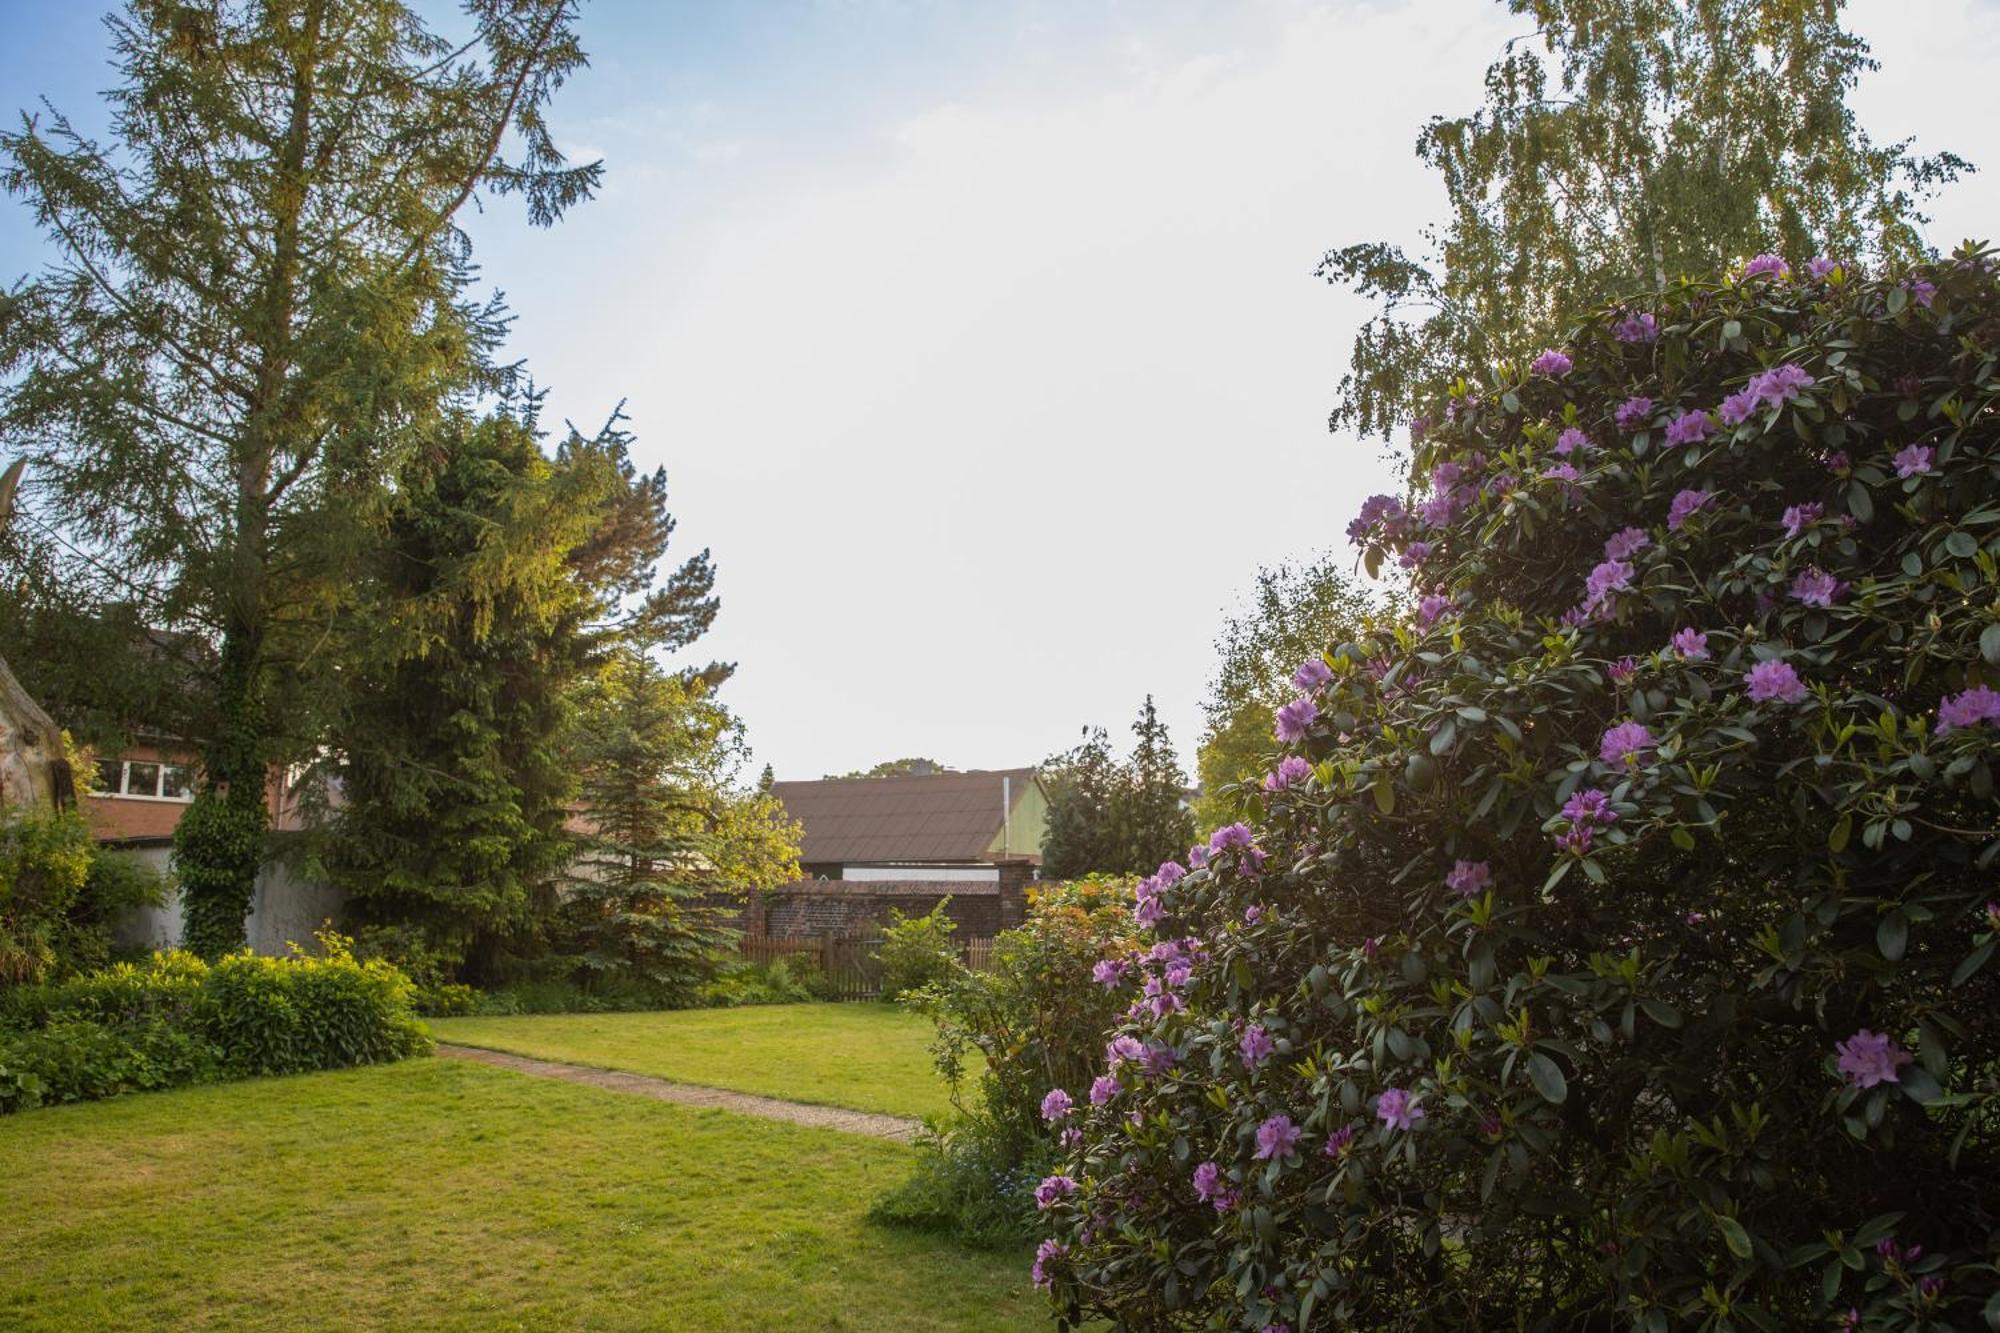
[
  {"x1": 431, "y1": 1002, "x2": 971, "y2": 1121},
  {"x1": 0, "y1": 1057, "x2": 1041, "y2": 1331}
]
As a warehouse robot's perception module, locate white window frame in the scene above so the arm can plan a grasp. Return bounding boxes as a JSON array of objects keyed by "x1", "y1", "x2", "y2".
[{"x1": 97, "y1": 759, "x2": 196, "y2": 803}]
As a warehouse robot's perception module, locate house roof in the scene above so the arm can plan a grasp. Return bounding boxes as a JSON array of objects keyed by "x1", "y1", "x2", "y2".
[{"x1": 770, "y1": 768, "x2": 1041, "y2": 865}]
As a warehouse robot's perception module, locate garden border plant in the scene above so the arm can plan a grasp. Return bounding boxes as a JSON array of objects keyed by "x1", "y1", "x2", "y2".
[{"x1": 1032, "y1": 250, "x2": 2000, "y2": 1330}]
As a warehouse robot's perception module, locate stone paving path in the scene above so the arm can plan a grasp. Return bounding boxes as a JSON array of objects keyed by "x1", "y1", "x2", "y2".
[{"x1": 436, "y1": 1042, "x2": 923, "y2": 1143}]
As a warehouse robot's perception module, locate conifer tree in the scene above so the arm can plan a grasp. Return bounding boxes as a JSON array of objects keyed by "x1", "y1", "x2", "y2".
[
  {"x1": 1321, "y1": 0, "x2": 1968, "y2": 440},
  {"x1": 1115, "y1": 695, "x2": 1195, "y2": 875},
  {"x1": 0, "y1": 0, "x2": 598, "y2": 955},
  {"x1": 560, "y1": 649, "x2": 798, "y2": 1000}
]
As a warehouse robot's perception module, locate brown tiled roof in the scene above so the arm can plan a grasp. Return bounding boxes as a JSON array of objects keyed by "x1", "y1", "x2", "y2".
[{"x1": 770, "y1": 769, "x2": 1041, "y2": 865}]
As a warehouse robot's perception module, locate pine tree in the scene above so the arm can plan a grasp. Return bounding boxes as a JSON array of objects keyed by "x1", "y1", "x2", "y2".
[
  {"x1": 0, "y1": 0, "x2": 599, "y2": 955},
  {"x1": 1115, "y1": 695, "x2": 1196, "y2": 876},
  {"x1": 560, "y1": 649, "x2": 798, "y2": 1001},
  {"x1": 1039, "y1": 726, "x2": 1120, "y2": 880},
  {"x1": 1320, "y1": 0, "x2": 1968, "y2": 440}
]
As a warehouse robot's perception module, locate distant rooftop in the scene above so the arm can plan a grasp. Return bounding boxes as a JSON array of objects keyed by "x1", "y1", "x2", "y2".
[{"x1": 769, "y1": 768, "x2": 1042, "y2": 865}]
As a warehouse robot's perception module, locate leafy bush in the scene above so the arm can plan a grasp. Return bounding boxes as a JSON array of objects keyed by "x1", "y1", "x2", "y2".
[
  {"x1": 349, "y1": 925, "x2": 478, "y2": 1016},
  {"x1": 697, "y1": 955, "x2": 831, "y2": 1007},
  {"x1": 1039, "y1": 253, "x2": 2000, "y2": 1329},
  {"x1": 874, "y1": 877, "x2": 1138, "y2": 1244},
  {"x1": 0, "y1": 934, "x2": 429, "y2": 1112},
  {"x1": 875, "y1": 900, "x2": 960, "y2": 1000},
  {"x1": 0, "y1": 803, "x2": 94, "y2": 984}
]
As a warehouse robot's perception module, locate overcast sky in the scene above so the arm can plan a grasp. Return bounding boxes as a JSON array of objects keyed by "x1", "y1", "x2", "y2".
[{"x1": 4, "y1": 1, "x2": 1997, "y2": 782}]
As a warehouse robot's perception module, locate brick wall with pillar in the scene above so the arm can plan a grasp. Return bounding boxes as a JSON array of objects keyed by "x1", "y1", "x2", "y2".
[{"x1": 996, "y1": 858, "x2": 1036, "y2": 931}]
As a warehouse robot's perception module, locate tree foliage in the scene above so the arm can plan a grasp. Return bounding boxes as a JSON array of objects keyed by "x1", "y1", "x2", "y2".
[
  {"x1": 1039, "y1": 253, "x2": 2000, "y2": 1329},
  {"x1": 1322, "y1": 0, "x2": 1970, "y2": 441},
  {"x1": 558, "y1": 649, "x2": 800, "y2": 1001},
  {"x1": 1195, "y1": 554, "x2": 1376, "y2": 829},
  {"x1": 1042, "y1": 702, "x2": 1195, "y2": 880},
  {"x1": 0, "y1": 0, "x2": 599, "y2": 954}
]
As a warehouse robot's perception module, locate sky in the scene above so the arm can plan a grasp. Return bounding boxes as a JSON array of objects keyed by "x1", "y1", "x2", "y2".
[{"x1": 3, "y1": 1, "x2": 1998, "y2": 783}]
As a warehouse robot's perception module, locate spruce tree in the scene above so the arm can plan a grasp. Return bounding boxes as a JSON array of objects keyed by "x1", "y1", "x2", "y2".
[
  {"x1": 1321, "y1": 0, "x2": 1968, "y2": 440},
  {"x1": 1114, "y1": 695, "x2": 1195, "y2": 876},
  {"x1": 0, "y1": 0, "x2": 598, "y2": 955}
]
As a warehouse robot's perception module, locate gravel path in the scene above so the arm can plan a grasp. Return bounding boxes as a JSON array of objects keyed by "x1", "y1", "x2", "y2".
[{"x1": 435, "y1": 1042, "x2": 924, "y2": 1143}]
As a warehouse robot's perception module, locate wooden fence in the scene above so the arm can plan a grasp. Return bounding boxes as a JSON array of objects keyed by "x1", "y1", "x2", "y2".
[{"x1": 738, "y1": 931, "x2": 998, "y2": 1000}]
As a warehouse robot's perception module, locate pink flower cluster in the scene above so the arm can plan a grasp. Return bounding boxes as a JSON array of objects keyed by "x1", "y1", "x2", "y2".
[
  {"x1": 1936, "y1": 684, "x2": 2000, "y2": 735},
  {"x1": 1557, "y1": 788, "x2": 1617, "y2": 854},
  {"x1": 1836, "y1": 1029, "x2": 1912, "y2": 1089},
  {"x1": 1445, "y1": 859, "x2": 1491, "y2": 897}
]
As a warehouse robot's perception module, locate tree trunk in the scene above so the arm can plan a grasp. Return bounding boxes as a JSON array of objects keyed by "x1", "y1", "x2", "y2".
[{"x1": 0, "y1": 651, "x2": 72, "y2": 812}]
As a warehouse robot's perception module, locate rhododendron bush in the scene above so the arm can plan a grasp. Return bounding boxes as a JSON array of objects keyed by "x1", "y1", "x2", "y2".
[{"x1": 1038, "y1": 251, "x2": 2000, "y2": 1330}]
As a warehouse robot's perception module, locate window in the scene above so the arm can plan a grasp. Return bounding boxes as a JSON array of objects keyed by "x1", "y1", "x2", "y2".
[{"x1": 92, "y1": 758, "x2": 196, "y2": 802}]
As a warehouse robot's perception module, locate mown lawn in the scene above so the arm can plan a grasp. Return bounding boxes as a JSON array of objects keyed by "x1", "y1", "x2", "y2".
[
  {"x1": 0, "y1": 1057, "x2": 1039, "y2": 1331},
  {"x1": 431, "y1": 1002, "x2": 972, "y2": 1120}
]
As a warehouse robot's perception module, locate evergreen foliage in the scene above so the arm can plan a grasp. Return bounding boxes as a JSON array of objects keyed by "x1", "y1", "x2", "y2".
[
  {"x1": 558, "y1": 650, "x2": 799, "y2": 1002},
  {"x1": 1322, "y1": 0, "x2": 1969, "y2": 440},
  {"x1": 1115, "y1": 696, "x2": 1198, "y2": 877},
  {"x1": 1043, "y1": 702, "x2": 1198, "y2": 880},
  {"x1": 1039, "y1": 726, "x2": 1123, "y2": 880},
  {"x1": 0, "y1": 0, "x2": 600, "y2": 954}
]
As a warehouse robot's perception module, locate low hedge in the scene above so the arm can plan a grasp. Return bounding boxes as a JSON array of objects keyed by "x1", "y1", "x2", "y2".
[{"x1": 0, "y1": 937, "x2": 431, "y2": 1112}]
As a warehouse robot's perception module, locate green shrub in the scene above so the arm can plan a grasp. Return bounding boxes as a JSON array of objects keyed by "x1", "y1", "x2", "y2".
[
  {"x1": 349, "y1": 924, "x2": 479, "y2": 1016},
  {"x1": 0, "y1": 933, "x2": 429, "y2": 1113},
  {"x1": 874, "y1": 878, "x2": 1137, "y2": 1244},
  {"x1": 0, "y1": 803, "x2": 94, "y2": 985},
  {"x1": 697, "y1": 955, "x2": 831, "y2": 1007},
  {"x1": 874, "y1": 901, "x2": 959, "y2": 1000},
  {"x1": 1041, "y1": 253, "x2": 2000, "y2": 1329}
]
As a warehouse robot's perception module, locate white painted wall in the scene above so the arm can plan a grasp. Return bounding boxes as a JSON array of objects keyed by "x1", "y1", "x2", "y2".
[
  {"x1": 840, "y1": 865, "x2": 999, "y2": 883},
  {"x1": 110, "y1": 849, "x2": 345, "y2": 956}
]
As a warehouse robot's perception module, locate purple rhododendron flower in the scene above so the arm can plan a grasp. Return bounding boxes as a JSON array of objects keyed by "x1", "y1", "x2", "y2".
[
  {"x1": 1239, "y1": 1024, "x2": 1277, "y2": 1070},
  {"x1": 1555, "y1": 427, "x2": 1594, "y2": 455},
  {"x1": 1191, "y1": 1161, "x2": 1221, "y2": 1202},
  {"x1": 1399, "y1": 540, "x2": 1433, "y2": 569},
  {"x1": 1667, "y1": 489, "x2": 1713, "y2": 532},
  {"x1": 1562, "y1": 788, "x2": 1617, "y2": 828},
  {"x1": 1323, "y1": 1124, "x2": 1356, "y2": 1156},
  {"x1": 1263, "y1": 754, "x2": 1313, "y2": 793},
  {"x1": 1376, "y1": 1088, "x2": 1424, "y2": 1131},
  {"x1": 1254, "y1": 1114, "x2": 1302, "y2": 1160},
  {"x1": 1745, "y1": 659, "x2": 1808, "y2": 704},
  {"x1": 1446, "y1": 859, "x2": 1491, "y2": 897},
  {"x1": 1781, "y1": 502, "x2": 1823, "y2": 538},
  {"x1": 1836, "y1": 1029, "x2": 1913, "y2": 1089},
  {"x1": 1718, "y1": 388, "x2": 1761, "y2": 426},
  {"x1": 1243, "y1": 904, "x2": 1263, "y2": 924},
  {"x1": 1040, "y1": 1088, "x2": 1073, "y2": 1122},
  {"x1": 1106, "y1": 1035, "x2": 1145, "y2": 1066},
  {"x1": 1530, "y1": 349, "x2": 1573, "y2": 377},
  {"x1": 1791, "y1": 567, "x2": 1846, "y2": 608},
  {"x1": 1210, "y1": 822, "x2": 1254, "y2": 852},
  {"x1": 1133, "y1": 895, "x2": 1164, "y2": 929},
  {"x1": 1906, "y1": 278, "x2": 1937, "y2": 308},
  {"x1": 1935, "y1": 685, "x2": 2000, "y2": 735},
  {"x1": 1610, "y1": 656, "x2": 1638, "y2": 684},
  {"x1": 1035, "y1": 1175, "x2": 1077, "y2": 1210},
  {"x1": 1604, "y1": 527, "x2": 1649, "y2": 560},
  {"x1": 1751, "y1": 363, "x2": 1814, "y2": 405},
  {"x1": 1346, "y1": 494, "x2": 1406, "y2": 544},
  {"x1": 1031, "y1": 1238, "x2": 1065, "y2": 1288},
  {"x1": 1664, "y1": 411, "x2": 1712, "y2": 448},
  {"x1": 1361, "y1": 936, "x2": 1380, "y2": 962},
  {"x1": 1294, "y1": 656, "x2": 1333, "y2": 692},
  {"x1": 1671, "y1": 628, "x2": 1710, "y2": 661},
  {"x1": 1140, "y1": 1043, "x2": 1178, "y2": 1079},
  {"x1": 1274, "y1": 696, "x2": 1317, "y2": 743},
  {"x1": 1155, "y1": 861, "x2": 1185, "y2": 888},
  {"x1": 1090, "y1": 1074, "x2": 1120, "y2": 1106},
  {"x1": 1808, "y1": 256, "x2": 1841, "y2": 280},
  {"x1": 1893, "y1": 443, "x2": 1935, "y2": 478},
  {"x1": 1091, "y1": 958, "x2": 1129, "y2": 989},
  {"x1": 1741, "y1": 253, "x2": 1790, "y2": 280},
  {"x1": 1599, "y1": 720, "x2": 1653, "y2": 765},
  {"x1": 1417, "y1": 593, "x2": 1452, "y2": 627},
  {"x1": 1583, "y1": 558, "x2": 1634, "y2": 613},
  {"x1": 1541, "y1": 462, "x2": 1581, "y2": 484},
  {"x1": 1614, "y1": 395, "x2": 1653, "y2": 431},
  {"x1": 1612, "y1": 310, "x2": 1659, "y2": 343}
]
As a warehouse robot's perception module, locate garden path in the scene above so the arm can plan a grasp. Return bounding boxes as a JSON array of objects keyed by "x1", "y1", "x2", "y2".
[{"x1": 435, "y1": 1043, "x2": 923, "y2": 1142}]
